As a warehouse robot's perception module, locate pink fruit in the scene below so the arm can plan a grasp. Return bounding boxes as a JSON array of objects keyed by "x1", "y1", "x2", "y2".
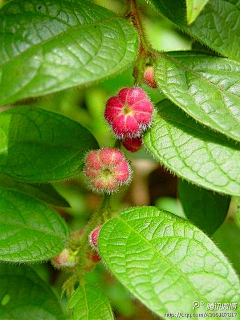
[
  {"x1": 83, "y1": 148, "x2": 132, "y2": 193},
  {"x1": 122, "y1": 137, "x2": 142, "y2": 152},
  {"x1": 143, "y1": 66, "x2": 157, "y2": 88},
  {"x1": 104, "y1": 87, "x2": 154, "y2": 138}
]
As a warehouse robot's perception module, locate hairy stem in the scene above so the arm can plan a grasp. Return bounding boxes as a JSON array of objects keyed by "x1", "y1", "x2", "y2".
[
  {"x1": 63, "y1": 193, "x2": 112, "y2": 297},
  {"x1": 126, "y1": 0, "x2": 153, "y2": 85}
]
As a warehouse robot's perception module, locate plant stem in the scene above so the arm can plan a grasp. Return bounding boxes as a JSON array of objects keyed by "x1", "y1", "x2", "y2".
[
  {"x1": 63, "y1": 193, "x2": 112, "y2": 297},
  {"x1": 126, "y1": 0, "x2": 153, "y2": 85},
  {"x1": 77, "y1": 193, "x2": 111, "y2": 267}
]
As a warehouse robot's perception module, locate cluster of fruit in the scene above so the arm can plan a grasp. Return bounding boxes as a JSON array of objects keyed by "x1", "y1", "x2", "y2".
[
  {"x1": 52, "y1": 229, "x2": 101, "y2": 270},
  {"x1": 83, "y1": 86, "x2": 154, "y2": 194},
  {"x1": 52, "y1": 70, "x2": 156, "y2": 269}
]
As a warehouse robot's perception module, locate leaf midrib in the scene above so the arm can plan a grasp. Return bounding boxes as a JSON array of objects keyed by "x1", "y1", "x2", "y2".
[{"x1": 82, "y1": 284, "x2": 90, "y2": 320}]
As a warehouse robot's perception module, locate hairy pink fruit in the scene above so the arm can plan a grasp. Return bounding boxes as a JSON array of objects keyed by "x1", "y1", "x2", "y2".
[
  {"x1": 84, "y1": 148, "x2": 131, "y2": 193},
  {"x1": 51, "y1": 248, "x2": 76, "y2": 269},
  {"x1": 143, "y1": 66, "x2": 157, "y2": 88},
  {"x1": 122, "y1": 137, "x2": 142, "y2": 152},
  {"x1": 89, "y1": 226, "x2": 102, "y2": 250},
  {"x1": 104, "y1": 87, "x2": 154, "y2": 138}
]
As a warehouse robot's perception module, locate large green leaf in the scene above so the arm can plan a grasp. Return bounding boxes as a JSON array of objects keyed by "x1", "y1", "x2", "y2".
[
  {"x1": 0, "y1": 0, "x2": 138, "y2": 106},
  {"x1": 0, "y1": 188, "x2": 69, "y2": 262},
  {"x1": 144, "y1": 99, "x2": 240, "y2": 196},
  {"x1": 147, "y1": 0, "x2": 240, "y2": 60},
  {"x1": 0, "y1": 106, "x2": 98, "y2": 182},
  {"x1": 68, "y1": 284, "x2": 114, "y2": 320},
  {"x1": 0, "y1": 173, "x2": 70, "y2": 207},
  {"x1": 155, "y1": 52, "x2": 240, "y2": 142},
  {"x1": 0, "y1": 263, "x2": 65, "y2": 320},
  {"x1": 178, "y1": 179, "x2": 230, "y2": 235},
  {"x1": 186, "y1": 0, "x2": 210, "y2": 25},
  {"x1": 99, "y1": 207, "x2": 240, "y2": 318}
]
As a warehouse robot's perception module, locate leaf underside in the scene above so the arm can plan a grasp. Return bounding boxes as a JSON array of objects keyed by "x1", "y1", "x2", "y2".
[
  {"x1": 186, "y1": 0, "x2": 210, "y2": 25},
  {"x1": 178, "y1": 179, "x2": 230, "y2": 235}
]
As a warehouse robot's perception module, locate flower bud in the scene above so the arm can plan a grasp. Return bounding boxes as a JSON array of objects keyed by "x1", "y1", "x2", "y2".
[
  {"x1": 89, "y1": 226, "x2": 102, "y2": 250},
  {"x1": 143, "y1": 66, "x2": 157, "y2": 88}
]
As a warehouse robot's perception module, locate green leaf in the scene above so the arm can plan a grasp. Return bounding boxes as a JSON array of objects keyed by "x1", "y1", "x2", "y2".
[
  {"x1": 233, "y1": 197, "x2": 240, "y2": 229},
  {"x1": 178, "y1": 179, "x2": 230, "y2": 235},
  {"x1": 147, "y1": 0, "x2": 240, "y2": 60},
  {"x1": 0, "y1": 173, "x2": 70, "y2": 207},
  {"x1": 186, "y1": 0, "x2": 210, "y2": 25},
  {"x1": 99, "y1": 206, "x2": 240, "y2": 318},
  {"x1": 0, "y1": 263, "x2": 65, "y2": 320},
  {"x1": 155, "y1": 196, "x2": 186, "y2": 219},
  {"x1": 0, "y1": 0, "x2": 138, "y2": 106},
  {"x1": 0, "y1": 188, "x2": 69, "y2": 262},
  {"x1": 212, "y1": 221, "x2": 240, "y2": 276},
  {"x1": 0, "y1": 106, "x2": 98, "y2": 182},
  {"x1": 155, "y1": 52, "x2": 240, "y2": 142},
  {"x1": 144, "y1": 99, "x2": 240, "y2": 196},
  {"x1": 68, "y1": 284, "x2": 114, "y2": 320}
]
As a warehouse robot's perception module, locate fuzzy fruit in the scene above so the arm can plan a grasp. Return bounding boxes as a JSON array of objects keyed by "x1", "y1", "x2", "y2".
[
  {"x1": 104, "y1": 87, "x2": 154, "y2": 138},
  {"x1": 83, "y1": 148, "x2": 131, "y2": 193},
  {"x1": 89, "y1": 226, "x2": 102, "y2": 250},
  {"x1": 51, "y1": 248, "x2": 76, "y2": 269},
  {"x1": 122, "y1": 137, "x2": 142, "y2": 152},
  {"x1": 143, "y1": 66, "x2": 157, "y2": 88}
]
